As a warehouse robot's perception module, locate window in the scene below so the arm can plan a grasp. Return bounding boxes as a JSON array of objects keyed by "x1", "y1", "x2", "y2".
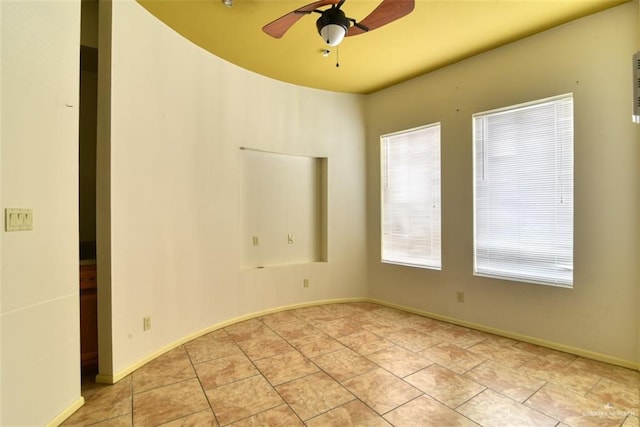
[
  {"x1": 381, "y1": 124, "x2": 441, "y2": 269},
  {"x1": 473, "y1": 94, "x2": 574, "y2": 287}
]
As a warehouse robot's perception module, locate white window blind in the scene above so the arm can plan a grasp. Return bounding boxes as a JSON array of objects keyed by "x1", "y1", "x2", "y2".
[
  {"x1": 473, "y1": 94, "x2": 574, "y2": 287},
  {"x1": 381, "y1": 124, "x2": 441, "y2": 269}
]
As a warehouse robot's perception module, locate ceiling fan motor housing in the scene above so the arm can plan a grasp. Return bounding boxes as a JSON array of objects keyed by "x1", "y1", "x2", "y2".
[{"x1": 316, "y1": 7, "x2": 350, "y2": 46}]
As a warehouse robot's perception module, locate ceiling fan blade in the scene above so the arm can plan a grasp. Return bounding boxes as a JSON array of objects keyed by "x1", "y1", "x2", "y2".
[
  {"x1": 263, "y1": 0, "x2": 341, "y2": 39},
  {"x1": 346, "y1": 0, "x2": 414, "y2": 37}
]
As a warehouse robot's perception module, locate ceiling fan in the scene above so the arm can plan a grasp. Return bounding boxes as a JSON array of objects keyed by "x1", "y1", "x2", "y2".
[{"x1": 263, "y1": 0, "x2": 415, "y2": 47}]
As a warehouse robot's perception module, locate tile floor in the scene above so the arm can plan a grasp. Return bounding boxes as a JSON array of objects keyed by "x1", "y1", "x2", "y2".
[{"x1": 63, "y1": 302, "x2": 640, "y2": 427}]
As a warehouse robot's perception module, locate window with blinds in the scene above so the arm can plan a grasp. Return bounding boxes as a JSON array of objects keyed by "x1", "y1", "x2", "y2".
[
  {"x1": 381, "y1": 124, "x2": 441, "y2": 269},
  {"x1": 473, "y1": 94, "x2": 574, "y2": 287}
]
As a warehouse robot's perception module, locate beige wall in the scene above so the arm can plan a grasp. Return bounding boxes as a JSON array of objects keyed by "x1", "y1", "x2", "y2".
[
  {"x1": 1, "y1": 1, "x2": 3, "y2": 418},
  {"x1": 637, "y1": 0, "x2": 640, "y2": 373},
  {"x1": 105, "y1": 0, "x2": 368, "y2": 376},
  {"x1": 240, "y1": 150, "x2": 326, "y2": 268},
  {"x1": 366, "y1": 2, "x2": 639, "y2": 366},
  {"x1": 0, "y1": 1, "x2": 82, "y2": 425}
]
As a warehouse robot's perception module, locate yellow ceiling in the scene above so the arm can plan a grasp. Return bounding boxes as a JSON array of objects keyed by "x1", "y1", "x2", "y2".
[{"x1": 137, "y1": 0, "x2": 630, "y2": 94}]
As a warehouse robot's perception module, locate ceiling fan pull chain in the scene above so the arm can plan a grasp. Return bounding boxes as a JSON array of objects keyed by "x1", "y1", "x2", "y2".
[{"x1": 336, "y1": 45, "x2": 340, "y2": 68}]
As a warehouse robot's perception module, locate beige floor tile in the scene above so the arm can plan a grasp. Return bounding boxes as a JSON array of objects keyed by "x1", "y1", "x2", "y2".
[
  {"x1": 259, "y1": 312, "x2": 305, "y2": 334},
  {"x1": 401, "y1": 314, "x2": 444, "y2": 332},
  {"x1": 464, "y1": 360, "x2": 546, "y2": 402},
  {"x1": 312, "y1": 347, "x2": 378, "y2": 382},
  {"x1": 224, "y1": 319, "x2": 270, "y2": 342},
  {"x1": 586, "y1": 377, "x2": 640, "y2": 415},
  {"x1": 289, "y1": 332, "x2": 346, "y2": 358},
  {"x1": 359, "y1": 313, "x2": 404, "y2": 337},
  {"x1": 458, "y1": 389, "x2": 557, "y2": 426},
  {"x1": 236, "y1": 333, "x2": 294, "y2": 361},
  {"x1": 405, "y1": 364, "x2": 485, "y2": 408},
  {"x1": 375, "y1": 307, "x2": 415, "y2": 322},
  {"x1": 343, "y1": 368, "x2": 422, "y2": 414},
  {"x1": 338, "y1": 330, "x2": 395, "y2": 355},
  {"x1": 622, "y1": 415, "x2": 640, "y2": 427},
  {"x1": 132, "y1": 347, "x2": 196, "y2": 393},
  {"x1": 348, "y1": 302, "x2": 387, "y2": 312},
  {"x1": 133, "y1": 378, "x2": 209, "y2": 427},
  {"x1": 386, "y1": 327, "x2": 442, "y2": 353},
  {"x1": 184, "y1": 332, "x2": 243, "y2": 364},
  {"x1": 276, "y1": 323, "x2": 325, "y2": 341},
  {"x1": 275, "y1": 372, "x2": 354, "y2": 421},
  {"x1": 482, "y1": 334, "x2": 521, "y2": 348},
  {"x1": 525, "y1": 382, "x2": 626, "y2": 427},
  {"x1": 78, "y1": 374, "x2": 126, "y2": 401},
  {"x1": 206, "y1": 375, "x2": 283, "y2": 425},
  {"x1": 467, "y1": 340, "x2": 534, "y2": 368},
  {"x1": 315, "y1": 316, "x2": 366, "y2": 338},
  {"x1": 62, "y1": 377, "x2": 132, "y2": 426},
  {"x1": 319, "y1": 303, "x2": 366, "y2": 318},
  {"x1": 384, "y1": 394, "x2": 479, "y2": 426},
  {"x1": 570, "y1": 357, "x2": 640, "y2": 388},
  {"x1": 291, "y1": 306, "x2": 338, "y2": 323},
  {"x1": 253, "y1": 349, "x2": 319, "y2": 386},
  {"x1": 227, "y1": 404, "x2": 303, "y2": 426},
  {"x1": 306, "y1": 399, "x2": 391, "y2": 426},
  {"x1": 160, "y1": 409, "x2": 218, "y2": 426},
  {"x1": 258, "y1": 317, "x2": 306, "y2": 339},
  {"x1": 513, "y1": 342, "x2": 577, "y2": 365},
  {"x1": 92, "y1": 415, "x2": 132, "y2": 427},
  {"x1": 518, "y1": 356, "x2": 569, "y2": 374},
  {"x1": 194, "y1": 353, "x2": 258, "y2": 389},
  {"x1": 521, "y1": 357, "x2": 601, "y2": 395},
  {"x1": 420, "y1": 342, "x2": 486, "y2": 374},
  {"x1": 367, "y1": 344, "x2": 433, "y2": 377},
  {"x1": 428, "y1": 324, "x2": 488, "y2": 349}
]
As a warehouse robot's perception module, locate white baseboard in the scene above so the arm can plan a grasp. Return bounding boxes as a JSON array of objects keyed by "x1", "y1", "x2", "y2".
[{"x1": 46, "y1": 396, "x2": 84, "y2": 427}]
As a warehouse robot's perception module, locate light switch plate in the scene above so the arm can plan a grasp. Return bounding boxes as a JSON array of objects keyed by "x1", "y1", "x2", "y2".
[{"x1": 5, "y1": 208, "x2": 33, "y2": 231}]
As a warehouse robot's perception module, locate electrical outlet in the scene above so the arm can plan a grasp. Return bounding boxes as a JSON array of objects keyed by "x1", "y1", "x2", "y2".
[
  {"x1": 456, "y1": 291, "x2": 465, "y2": 303},
  {"x1": 252, "y1": 236, "x2": 259, "y2": 246},
  {"x1": 303, "y1": 279, "x2": 309, "y2": 288},
  {"x1": 143, "y1": 316, "x2": 151, "y2": 331}
]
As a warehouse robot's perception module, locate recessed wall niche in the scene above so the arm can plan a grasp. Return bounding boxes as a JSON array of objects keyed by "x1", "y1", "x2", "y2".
[{"x1": 240, "y1": 148, "x2": 327, "y2": 268}]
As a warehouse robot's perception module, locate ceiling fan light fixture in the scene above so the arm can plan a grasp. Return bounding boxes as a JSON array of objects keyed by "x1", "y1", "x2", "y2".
[
  {"x1": 316, "y1": 7, "x2": 350, "y2": 46},
  {"x1": 320, "y1": 24, "x2": 347, "y2": 46}
]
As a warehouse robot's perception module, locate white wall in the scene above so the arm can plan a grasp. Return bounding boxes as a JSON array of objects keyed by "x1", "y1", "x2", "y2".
[
  {"x1": 106, "y1": 0, "x2": 367, "y2": 376},
  {"x1": 366, "y1": 2, "x2": 640, "y2": 366},
  {"x1": 0, "y1": 1, "x2": 82, "y2": 425}
]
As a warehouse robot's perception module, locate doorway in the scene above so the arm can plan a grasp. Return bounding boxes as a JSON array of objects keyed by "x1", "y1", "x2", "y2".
[{"x1": 79, "y1": 43, "x2": 98, "y2": 375}]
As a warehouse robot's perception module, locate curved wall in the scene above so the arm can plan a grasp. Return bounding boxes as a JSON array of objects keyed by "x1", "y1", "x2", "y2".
[{"x1": 107, "y1": 0, "x2": 368, "y2": 377}]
